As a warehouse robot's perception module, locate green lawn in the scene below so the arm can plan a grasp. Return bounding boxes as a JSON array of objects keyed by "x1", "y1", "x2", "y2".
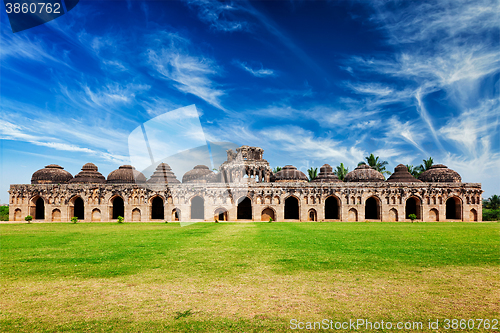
[{"x1": 1, "y1": 222, "x2": 499, "y2": 332}]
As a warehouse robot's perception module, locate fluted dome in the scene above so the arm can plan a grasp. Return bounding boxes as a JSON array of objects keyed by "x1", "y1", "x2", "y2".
[
  {"x1": 31, "y1": 164, "x2": 73, "y2": 184},
  {"x1": 70, "y1": 163, "x2": 106, "y2": 184},
  {"x1": 182, "y1": 165, "x2": 217, "y2": 183},
  {"x1": 344, "y1": 164, "x2": 385, "y2": 182},
  {"x1": 312, "y1": 164, "x2": 342, "y2": 183},
  {"x1": 273, "y1": 165, "x2": 308, "y2": 182},
  {"x1": 107, "y1": 165, "x2": 146, "y2": 183},
  {"x1": 386, "y1": 164, "x2": 422, "y2": 183},
  {"x1": 418, "y1": 164, "x2": 461, "y2": 183},
  {"x1": 147, "y1": 163, "x2": 180, "y2": 184}
]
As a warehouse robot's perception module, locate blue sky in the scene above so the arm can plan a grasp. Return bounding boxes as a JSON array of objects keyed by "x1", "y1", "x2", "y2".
[{"x1": 1, "y1": 0, "x2": 499, "y2": 204}]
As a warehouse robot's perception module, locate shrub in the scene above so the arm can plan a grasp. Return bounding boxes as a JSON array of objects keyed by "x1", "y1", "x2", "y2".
[
  {"x1": 408, "y1": 214, "x2": 417, "y2": 222},
  {"x1": 117, "y1": 216, "x2": 124, "y2": 223},
  {"x1": 0, "y1": 206, "x2": 8, "y2": 221},
  {"x1": 71, "y1": 216, "x2": 78, "y2": 224},
  {"x1": 165, "y1": 220, "x2": 168, "y2": 223},
  {"x1": 214, "y1": 218, "x2": 219, "y2": 223},
  {"x1": 269, "y1": 217, "x2": 273, "y2": 223},
  {"x1": 483, "y1": 209, "x2": 500, "y2": 221},
  {"x1": 25, "y1": 215, "x2": 33, "y2": 224}
]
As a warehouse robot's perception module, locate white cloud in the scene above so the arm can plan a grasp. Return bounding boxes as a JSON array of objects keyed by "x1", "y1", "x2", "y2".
[
  {"x1": 234, "y1": 60, "x2": 276, "y2": 77},
  {"x1": 185, "y1": 0, "x2": 250, "y2": 32}
]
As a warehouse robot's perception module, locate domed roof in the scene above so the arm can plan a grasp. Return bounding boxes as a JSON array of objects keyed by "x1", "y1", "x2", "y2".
[
  {"x1": 418, "y1": 164, "x2": 461, "y2": 183},
  {"x1": 182, "y1": 165, "x2": 217, "y2": 183},
  {"x1": 344, "y1": 164, "x2": 385, "y2": 182},
  {"x1": 69, "y1": 163, "x2": 106, "y2": 184},
  {"x1": 312, "y1": 164, "x2": 342, "y2": 183},
  {"x1": 147, "y1": 163, "x2": 180, "y2": 184},
  {"x1": 273, "y1": 165, "x2": 308, "y2": 182},
  {"x1": 107, "y1": 165, "x2": 146, "y2": 183},
  {"x1": 31, "y1": 164, "x2": 73, "y2": 184},
  {"x1": 386, "y1": 164, "x2": 422, "y2": 183}
]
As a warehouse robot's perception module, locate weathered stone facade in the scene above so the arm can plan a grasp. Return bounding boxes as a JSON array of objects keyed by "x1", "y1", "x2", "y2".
[{"x1": 8, "y1": 146, "x2": 482, "y2": 222}]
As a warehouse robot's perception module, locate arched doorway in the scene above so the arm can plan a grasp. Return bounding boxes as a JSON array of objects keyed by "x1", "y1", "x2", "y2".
[
  {"x1": 429, "y1": 208, "x2": 439, "y2": 221},
  {"x1": 35, "y1": 197, "x2": 45, "y2": 220},
  {"x1": 325, "y1": 196, "x2": 339, "y2": 219},
  {"x1": 405, "y1": 197, "x2": 421, "y2": 220},
  {"x1": 132, "y1": 208, "x2": 141, "y2": 222},
  {"x1": 215, "y1": 208, "x2": 228, "y2": 221},
  {"x1": 112, "y1": 196, "x2": 124, "y2": 219},
  {"x1": 446, "y1": 197, "x2": 461, "y2": 220},
  {"x1": 151, "y1": 196, "x2": 164, "y2": 219},
  {"x1": 74, "y1": 197, "x2": 84, "y2": 220},
  {"x1": 469, "y1": 209, "x2": 478, "y2": 222},
  {"x1": 237, "y1": 197, "x2": 252, "y2": 220},
  {"x1": 348, "y1": 208, "x2": 358, "y2": 222},
  {"x1": 92, "y1": 209, "x2": 101, "y2": 222},
  {"x1": 14, "y1": 209, "x2": 22, "y2": 221},
  {"x1": 365, "y1": 197, "x2": 379, "y2": 220},
  {"x1": 172, "y1": 209, "x2": 180, "y2": 221},
  {"x1": 52, "y1": 209, "x2": 61, "y2": 222},
  {"x1": 388, "y1": 208, "x2": 398, "y2": 222},
  {"x1": 261, "y1": 208, "x2": 275, "y2": 221},
  {"x1": 285, "y1": 196, "x2": 299, "y2": 219},
  {"x1": 191, "y1": 196, "x2": 204, "y2": 220},
  {"x1": 308, "y1": 209, "x2": 317, "y2": 221}
]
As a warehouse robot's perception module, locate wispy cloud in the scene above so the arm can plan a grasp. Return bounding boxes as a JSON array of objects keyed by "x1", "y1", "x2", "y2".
[
  {"x1": 145, "y1": 32, "x2": 226, "y2": 110},
  {"x1": 233, "y1": 60, "x2": 276, "y2": 77},
  {"x1": 185, "y1": 0, "x2": 250, "y2": 32}
]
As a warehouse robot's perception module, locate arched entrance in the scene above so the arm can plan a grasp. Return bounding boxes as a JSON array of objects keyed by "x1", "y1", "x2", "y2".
[
  {"x1": 237, "y1": 197, "x2": 252, "y2": 220},
  {"x1": 261, "y1": 208, "x2": 275, "y2": 221},
  {"x1": 151, "y1": 196, "x2": 164, "y2": 219},
  {"x1": 73, "y1": 197, "x2": 84, "y2": 220},
  {"x1": 284, "y1": 196, "x2": 299, "y2": 220},
  {"x1": 365, "y1": 197, "x2": 380, "y2": 220},
  {"x1": 132, "y1": 208, "x2": 141, "y2": 222},
  {"x1": 14, "y1": 209, "x2": 22, "y2": 221},
  {"x1": 214, "y1": 208, "x2": 228, "y2": 221},
  {"x1": 35, "y1": 197, "x2": 45, "y2": 220},
  {"x1": 348, "y1": 208, "x2": 358, "y2": 222},
  {"x1": 308, "y1": 209, "x2": 317, "y2": 221},
  {"x1": 172, "y1": 208, "x2": 181, "y2": 221},
  {"x1": 469, "y1": 209, "x2": 478, "y2": 222},
  {"x1": 446, "y1": 197, "x2": 461, "y2": 220},
  {"x1": 325, "y1": 196, "x2": 339, "y2": 219},
  {"x1": 191, "y1": 196, "x2": 204, "y2": 220},
  {"x1": 429, "y1": 208, "x2": 439, "y2": 221},
  {"x1": 405, "y1": 197, "x2": 421, "y2": 220},
  {"x1": 388, "y1": 208, "x2": 398, "y2": 222},
  {"x1": 92, "y1": 209, "x2": 101, "y2": 222},
  {"x1": 112, "y1": 196, "x2": 124, "y2": 219},
  {"x1": 52, "y1": 209, "x2": 61, "y2": 222}
]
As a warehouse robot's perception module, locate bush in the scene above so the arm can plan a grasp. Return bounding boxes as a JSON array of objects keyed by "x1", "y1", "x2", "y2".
[
  {"x1": 269, "y1": 217, "x2": 273, "y2": 223},
  {"x1": 71, "y1": 216, "x2": 78, "y2": 224},
  {"x1": 25, "y1": 215, "x2": 33, "y2": 223},
  {"x1": 408, "y1": 214, "x2": 417, "y2": 222},
  {"x1": 0, "y1": 206, "x2": 8, "y2": 221},
  {"x1": 214, "y1": 218, "x2": 219, "y2": 223},
  {"x1": 483, "y1": 209, "x2": 500, "y2": 221},
  {"x1": 117, "y1": 216, "x2": 124, "y2": 223}
]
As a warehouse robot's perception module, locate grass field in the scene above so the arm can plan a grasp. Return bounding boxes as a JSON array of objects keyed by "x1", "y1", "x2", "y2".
[{"x1": 1, "y1": 222, "x2": 499, "y2": 332}]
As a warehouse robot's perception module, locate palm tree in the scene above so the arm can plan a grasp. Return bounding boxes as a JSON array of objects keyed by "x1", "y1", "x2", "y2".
[
  {"x1": 359, "y1": 154, "x2": 391, "y2": 176},
  {"x1": 419, "y1": 157, "x2": 434, "y2": 171},
  {"x1": 335, "y1": 163, "x2": 349, "y2": 181},
  {"x1": 488, "y1": 194, "x2": 500, "y2": 210},
  {"x1": 272, "y1": 166, "x2": 282, "y2": 174},
  {"x1": 406, "y1": 164, "x2": 423, "y2": 178},
  {"x1": 307, "y1": 167, "x2": 318, "y2": 182}
]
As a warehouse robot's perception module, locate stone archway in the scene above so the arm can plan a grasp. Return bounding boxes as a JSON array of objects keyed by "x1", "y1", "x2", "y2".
[
  {"x1": 325, "y1": 196, "x2": 340, "y2": 219},
  {"x1": 151, "y1": 196, "x2": 164, "y2": 220},
  {"x1": 191, "y1": 196, "x2": 204, "y2": 220},
  {"x1": 429, "y1": 208, "x2": 439, "y2": 222},
  {"x1": 73, "y1": 197, "x2": 85, "y2": 220},
  {"x1": 14, "y1": 209, "x2": 22, "y2": 221},
  {"x1": 132, "y1": 208, "x2": 141, "y2": 222},
  {"x1": 92, "y1": 209, "x2": 101, "y2": 222},
  {"x1": 172, "y1": 208, "x2": 181, "y2": 221},
  {"x1": 348, "y1": 208, "x2": 358, "y2": 222},
  {"x1": 284, "y1": 196, "x2": 299, "y2": 220},
  {"x1": 52, "y1": 209, "x2": 61, "y2": 222},
  {"x1": 111, "y1": 196, "x2": 124, "y2": 220},
  {"x1": 308, "y1": 209, "x2": 317, "y2": 221},
  {"x1": 469, "y1": 208, "x2": 478, "y2": 222},
  {"x1": 237, "y1": 197, "x2": 252, "y2": 220},
  {"x1": 405, "y1": 197, "x2": 421, "y2": 220},
  {"x1": 261, "y1": 208, "x2": 275, "y2": 221},
  {"x1": 35, "y1": 197, "x2": 45, "y2": 220},
  {"x1": 388, "y1": 208, "x2": 398, "y2": 222},
  {"x1": 446, "y1": 197, "x2": 461, "y2": 220},
  {"x1": 214, "y1": 208, "x2": 228, "y2": 221},
  {"x1": 365, "y1": 197, "x2": 380, "y2": 220}
]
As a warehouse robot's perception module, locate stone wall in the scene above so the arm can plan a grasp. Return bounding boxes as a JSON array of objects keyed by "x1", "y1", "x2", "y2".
[{"x1": 8, "y1": 182, "x2": 482, "y2": 222}]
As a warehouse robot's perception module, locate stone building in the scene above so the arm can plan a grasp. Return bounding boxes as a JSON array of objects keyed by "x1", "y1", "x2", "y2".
[{"x1": 8, "y1": 146, "x2": 482, "y2": 222}]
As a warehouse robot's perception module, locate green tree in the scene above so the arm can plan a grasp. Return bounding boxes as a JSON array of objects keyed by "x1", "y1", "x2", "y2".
[
  {"x1": 488, "y1": 194, "x2": 500, "y2": 210},
  {"x1": 419, "y1": 157, "x2": 434, "y2": 171},
  {"x1": 359, "y1": 154, "x2": 391, "y2": 176},
  {"x1": 25, "y1": 215, "x2": 33, "y2": 224},
  {"x1": 406, "y1": 164, "x2": 423, "y2": 178},
  {"x1": 0, "y1": 206, "x2": 8, "y2": 221},
  {"x1": 71, "y1": 216, "x2": 78, "y2": 224},
  {"x1": 307, "y1": 167, "x2": 318, "y2": 182},
  {"x1": 335, "y1": 163, "x2": 349, "y2": 181},
  {"x1": 272, "y1": 166, "x2": 282, "y2": 174}
]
